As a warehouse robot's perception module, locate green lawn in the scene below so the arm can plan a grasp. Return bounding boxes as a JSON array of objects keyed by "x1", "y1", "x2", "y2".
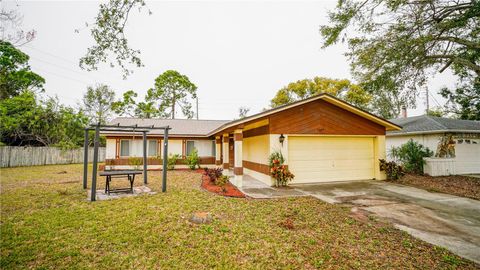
[{"x1": 0, "y1": 164, "x2": 477, "y2": 269}]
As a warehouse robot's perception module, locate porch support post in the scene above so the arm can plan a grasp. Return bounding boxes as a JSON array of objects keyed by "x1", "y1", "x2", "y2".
[
  {"x1": 142, "y1": 131, "x2": 147, "y2": 185},
  {"x1": 222, "y1": 133, "x2": 229, "y2": 171},
  {"x1": 233, "y1": 129, "x2": 243, "y2": 187},
  {"x1": 83, "y1": 129, "x2": 89, "y2": 189},
  {"x1": 215, "y1": 136, "x2": 222, "y2": 166}
]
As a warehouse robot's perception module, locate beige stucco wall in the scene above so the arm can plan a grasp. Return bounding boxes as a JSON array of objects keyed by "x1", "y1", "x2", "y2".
[
  {"x1": 106, "y1": 139, "x2": 116, "y2": 159},
  {"x1": 374, "y1": 135, "x2": 386, "y2": 180},
  {"x1": 243, "y1": 135, "x2": 270, "y2": 164},
  {"x1": 167, "y1": 139, "x2": 183, "y2": 156}
]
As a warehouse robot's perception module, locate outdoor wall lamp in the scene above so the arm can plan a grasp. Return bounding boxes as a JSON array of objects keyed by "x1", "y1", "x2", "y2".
[{"x1": 279, "y1": 134, "x2": 285, "y2": 146}]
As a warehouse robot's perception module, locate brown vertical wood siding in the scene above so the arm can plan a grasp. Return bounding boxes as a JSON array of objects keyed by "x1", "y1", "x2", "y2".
[
  {"x1": 243, "y1": 160, "x2": 270, "y2": 175},
  {"x1": 269, "y1": 99, "x2": 385, "y2": 135},
  {"x1": 229, "y1": 138, "x2": 234, "y2": 168},
  {"x1": 243, "y1": 125, "x2": 269, "y2": 138}
]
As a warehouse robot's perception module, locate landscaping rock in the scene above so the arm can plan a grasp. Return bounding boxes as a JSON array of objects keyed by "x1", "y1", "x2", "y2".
[{"x1": 189, "y1": 212, "x2": 213, "y2": 224}]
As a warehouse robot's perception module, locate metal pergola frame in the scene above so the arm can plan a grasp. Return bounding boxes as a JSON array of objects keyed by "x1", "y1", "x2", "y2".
[{"x1": 83, "y1": 123, "x2": 171, "y2": 201}]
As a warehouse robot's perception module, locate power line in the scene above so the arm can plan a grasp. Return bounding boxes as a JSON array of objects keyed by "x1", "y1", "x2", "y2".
[
  {"x1": 23, "y1": 44, "x2": 111, "y2": 77},
  {"x1": 29, "y1": 55, "x2": 103, "y2": 82},
  {"x1": 34, "y1": 66, "x2": 92, "y2": 85},
  {"x1": 23, "y1": 44, "x2": 77, "y2": 66},
  {"x1": 429, "y1": 91, "x2": 442, "y2": 107}
]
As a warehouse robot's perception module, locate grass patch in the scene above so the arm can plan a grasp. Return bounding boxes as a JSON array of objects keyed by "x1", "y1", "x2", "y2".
[{"x1": 1, "y1": 164, "x2": 477, "y2": 269}]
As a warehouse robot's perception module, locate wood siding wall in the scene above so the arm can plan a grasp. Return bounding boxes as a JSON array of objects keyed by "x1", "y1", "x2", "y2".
[
  {"x1": 269, "y1": 100, "x2": 385, "y2": 135},
  {"x1": 243, "y1": 160, "x2": 270, "y2": 175}
]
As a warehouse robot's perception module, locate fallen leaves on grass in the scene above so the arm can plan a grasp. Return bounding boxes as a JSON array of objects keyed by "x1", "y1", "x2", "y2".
[{"x1": 393, "y1": 174, "x2": 480, "y2": 200}]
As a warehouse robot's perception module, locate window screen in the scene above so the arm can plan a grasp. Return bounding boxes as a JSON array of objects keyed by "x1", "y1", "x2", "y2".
[
  {"x1": 211, "y1": 141, "x2": 216, "y2": 156},
  {"x1": 148, "y1": 140, "x2": 157, "y2": 156},
  {"x1": 186, "y1": 141, "x2": 195, "y2": 155},
  {"x1": 120, "y1": 140, "x2": 130, "y2": 156}
]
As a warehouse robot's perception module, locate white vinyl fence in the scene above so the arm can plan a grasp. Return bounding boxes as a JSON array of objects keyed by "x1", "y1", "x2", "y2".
[{"x1": 0, "y1": 146, "x2": 106, "y2": 168}]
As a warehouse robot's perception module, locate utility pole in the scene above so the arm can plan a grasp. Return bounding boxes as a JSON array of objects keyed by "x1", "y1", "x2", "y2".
[
  {"x1": 196, "y1": 96, "x2": 199, "y2": 120},
  {"x1": 425, "y1": 88, "x2": 430, "y2": 113}
]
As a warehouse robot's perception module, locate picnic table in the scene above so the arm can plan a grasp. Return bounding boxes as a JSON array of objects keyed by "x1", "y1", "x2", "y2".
[{"x1": 99, "y1": 170, "x2": 143, "y2": 195}]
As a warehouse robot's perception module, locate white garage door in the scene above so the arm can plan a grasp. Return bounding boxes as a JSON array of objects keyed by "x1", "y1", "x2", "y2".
[
  {"x1": 288, "y1": 136, "x2": 375, "y2": 183},
  {"x1": 455, "y1": 143, "x2": 480, "y2": 174}
]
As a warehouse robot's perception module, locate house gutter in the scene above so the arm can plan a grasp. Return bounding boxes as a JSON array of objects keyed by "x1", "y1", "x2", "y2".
[{"x1": 386, "y1": 130, "x2": 480, "y2": 136}]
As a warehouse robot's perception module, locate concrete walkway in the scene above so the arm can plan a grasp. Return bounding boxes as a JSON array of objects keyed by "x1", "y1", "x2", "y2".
[{"x1": 240, "y1": 178, "x2": 480, "y2": 264}]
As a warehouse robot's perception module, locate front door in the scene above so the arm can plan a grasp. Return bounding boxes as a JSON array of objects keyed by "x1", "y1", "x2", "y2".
[{"x1": 229, "y1": 137, "x2": 235, "y2": 168}]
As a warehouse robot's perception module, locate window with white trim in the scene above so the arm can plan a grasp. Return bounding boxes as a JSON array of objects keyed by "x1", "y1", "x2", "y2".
[
  {"x1": 186, "y1": 141, "x2": 196, "y2": 156},
  {"x1": 148, "y1": 140, "x2": 158, "y2": 156},
  {"x1": 120, "y1": 140, "x2": 130, "y2": 157}
]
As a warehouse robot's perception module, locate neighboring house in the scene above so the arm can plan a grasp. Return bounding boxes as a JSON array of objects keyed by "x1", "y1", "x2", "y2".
[
  {"x1": 103, "y1": 93, "x2": 401, "y2": 187},
  {"x1": 386, "y1": 115, "x2": 480, "y2": 174}
]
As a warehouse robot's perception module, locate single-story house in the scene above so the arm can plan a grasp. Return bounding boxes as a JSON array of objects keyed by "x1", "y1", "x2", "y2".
[
  {"x1": 386, "y1": 115, "x2": 480, "y2": 175},
  {"x1": 103, "y1": 93, "x2": 401, "y2": 187}
]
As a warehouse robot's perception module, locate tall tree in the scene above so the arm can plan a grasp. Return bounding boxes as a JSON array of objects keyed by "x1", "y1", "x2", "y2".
[
  {"x1": 79, "y1": 0, "x2": 149, "y2": 78},
  {"x1": 112, "y1": 89, "x2": 159, "y2": 118},
  {"x1": 82, "y1": 84, "x2": 116, "y2": 124},
  {"x1": 270, "y1": 77, "x2": 371, "y2": 109},
  {"x1": 320, "y1": 0, "x2": 479, "y2": 116},
  {"x1": 147, "y1": 70, "x2": 198, "y2": 119},
  {"x1": 440, "y1": 75, "x2": 480, "y2": 120},
  {"x1": 0, "y1": 41, "x2": 45, "y2": 100}
]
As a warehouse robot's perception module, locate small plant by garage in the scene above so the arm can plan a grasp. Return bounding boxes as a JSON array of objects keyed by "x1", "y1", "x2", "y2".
[
  {"x1": 379, "y1": 159, "x2": 404, "y2": 180},
  {"x1": 268, "y1": 151, "x2": 294, "y2": 187}
]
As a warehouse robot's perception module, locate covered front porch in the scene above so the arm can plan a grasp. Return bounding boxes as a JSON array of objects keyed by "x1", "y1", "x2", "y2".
[{"x1": 214, "y1": 129, "x2": 246, "y2": 187}]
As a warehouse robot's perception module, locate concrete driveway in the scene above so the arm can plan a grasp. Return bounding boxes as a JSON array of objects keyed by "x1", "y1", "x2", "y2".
[{"x1": 241, "y1": 178, "x2": 480, "y2": 264}]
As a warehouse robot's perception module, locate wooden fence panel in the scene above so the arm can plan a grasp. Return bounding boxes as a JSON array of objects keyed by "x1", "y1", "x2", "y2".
[{"x1": 0, "y1": 146, "x2": 106, "y2": 168}]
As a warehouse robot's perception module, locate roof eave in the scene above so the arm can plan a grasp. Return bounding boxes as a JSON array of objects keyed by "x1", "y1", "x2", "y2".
[{"x1": 386, "y1": 129, "x2": 480, "y2": 136}]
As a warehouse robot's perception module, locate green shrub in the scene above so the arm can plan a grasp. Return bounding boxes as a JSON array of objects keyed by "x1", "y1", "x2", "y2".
[
  {"x1": 216, "y1": 175, "x2": 229, "y2": 192},
  {"x1": 389, "y1": 139, "x2": 433, "y2": 174},
  {"x1": 186, "y1": 148, "x2": 200, "y2": 170},
  {"x1": 167, "y1": 154, "x2": 180, "y2": 170},
  {"x1": 128, "y1": 157, "x2": 142, "y2": 170},
  {"x1": 379, "y1": 159, "x2": 404, "y2": 180}
]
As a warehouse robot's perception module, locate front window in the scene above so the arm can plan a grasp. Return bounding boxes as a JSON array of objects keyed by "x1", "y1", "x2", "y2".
[
  {"x1": 148, "y1": 140, "x2": 158, "y2": 156},
  {"x1": 211, "y1": 140, "x2": 216, "y2": 156},
  {"x1": 186, "y1": 141, "x2": 195, "y2": 155},
  {"x1": 120, "y1": 140, "x2": 130, "y2": 157}
]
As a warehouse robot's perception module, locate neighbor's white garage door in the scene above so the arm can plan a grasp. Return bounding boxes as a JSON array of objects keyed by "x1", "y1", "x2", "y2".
[
  {"x1": 288, "y1": 136, "x2": 375, "y2": 183},
  {"x1": 455, "y1": 143, "x2": 480, "y2": 174}
]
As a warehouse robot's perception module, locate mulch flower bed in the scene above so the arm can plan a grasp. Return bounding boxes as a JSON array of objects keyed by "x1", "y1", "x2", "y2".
[
  {"x1": 200, "y1": 175, "x2": 245, "y2": 198},
  {"x1": 391, "y1": 173, "x2": 480, "y2": 200}
]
